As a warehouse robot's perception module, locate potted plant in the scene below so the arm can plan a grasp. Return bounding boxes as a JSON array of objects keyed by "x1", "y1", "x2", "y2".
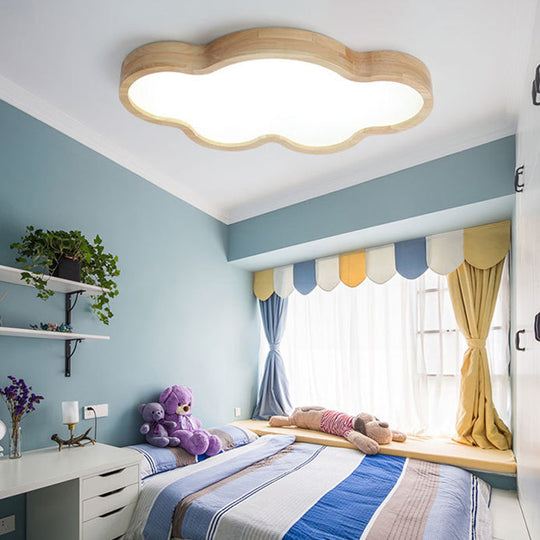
[{"x1": 10, "y1": 226, "x2": 120, "y2": 325}]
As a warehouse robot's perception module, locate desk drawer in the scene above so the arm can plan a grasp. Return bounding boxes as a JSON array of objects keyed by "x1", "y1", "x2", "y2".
[
  {"x1": 82, "y1": 465, "x2": 139, "y2": 500},
  {"x1": 83, "y1": 482, "x2": 139, "y2": 521},
  {"x1": 82, "y1": 502, "x2": 135, "y2": 540}
]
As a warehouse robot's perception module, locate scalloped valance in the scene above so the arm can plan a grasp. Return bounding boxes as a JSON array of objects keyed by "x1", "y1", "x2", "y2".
[{"x1": 253, "y1": 220, "x2": 510, "y2": 300}]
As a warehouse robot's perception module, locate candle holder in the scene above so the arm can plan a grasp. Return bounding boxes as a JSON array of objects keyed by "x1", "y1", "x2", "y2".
[{"x1": 51, "y1": 423, "x2": 95, "y2": 452}]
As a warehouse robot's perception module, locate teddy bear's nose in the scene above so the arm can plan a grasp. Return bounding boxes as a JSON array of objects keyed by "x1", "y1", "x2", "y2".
[
  {"x1": 183, "y1": 405, "x2": 189, "y2": 412},
  {"x1": 379, "y1": 422, "x2": 389, "y2": 428}
]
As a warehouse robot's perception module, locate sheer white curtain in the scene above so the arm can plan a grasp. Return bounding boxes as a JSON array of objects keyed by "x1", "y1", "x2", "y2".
[
  {"x1": 280, "y1": 276, "x2": 428, "y2": 434},
  {"x1": 279, "y1": 262, "x2": 510, "y2": 436}
]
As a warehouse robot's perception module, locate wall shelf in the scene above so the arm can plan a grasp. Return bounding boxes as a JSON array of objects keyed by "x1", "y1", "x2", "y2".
[
  {"x1": 0, "y1": 327, "x2": 109, "y2": 341},
  {"x1": 0, "y1": 263, "x2": 110, "y2": 377},
  {"x1": 0, "y1": 265, "x2": 107, "y2": 296}
]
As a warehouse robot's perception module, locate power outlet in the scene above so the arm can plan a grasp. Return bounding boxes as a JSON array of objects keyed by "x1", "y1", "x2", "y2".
[
  {"x1": 234, "y1": 407, "x2": 242, "y2": 417},
  {"x1": 0, "y1": 515, "x2": 15, "y2": 535},
  {"x1": 83, "y1": 404, "x2": 108, "y2": 419}
]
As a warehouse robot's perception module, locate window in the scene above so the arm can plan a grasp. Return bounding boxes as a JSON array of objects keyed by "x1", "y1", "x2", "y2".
[{"x1": 275, "y1": 262, "x2": 510, "y2": 436}]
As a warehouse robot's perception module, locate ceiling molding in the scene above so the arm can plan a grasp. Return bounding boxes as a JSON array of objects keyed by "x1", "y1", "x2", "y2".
[{"x1": 0, "y1": 74, "x2": 229, "y2": 224}]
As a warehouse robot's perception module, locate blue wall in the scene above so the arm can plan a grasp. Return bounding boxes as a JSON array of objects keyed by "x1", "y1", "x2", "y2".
[
  {"x1": 0, "y1": 99, "x2": 259, "y2": 538},
  {"x1": 228, "y1": 136, "x2": 516, "y2": 261}
]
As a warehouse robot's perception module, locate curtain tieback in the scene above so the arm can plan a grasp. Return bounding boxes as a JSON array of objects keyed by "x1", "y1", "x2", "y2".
[
  {"x1": 466, "y1": 338, "x2": 485, "y2": 348},
  {"x1": 269, "y1": 343, "x2": 280, "y2": 351}
]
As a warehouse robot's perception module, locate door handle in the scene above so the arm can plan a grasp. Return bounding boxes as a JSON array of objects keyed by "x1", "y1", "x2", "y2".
[
  {"x1": 515, "y1": 329, "x2": 525, "y2": 351},
  {"x1": 535, "y1": 313, "x2": 540, "y2": 342},
  {"x1": 533, "y1": 65, "x2": 540, "y2": 105},
  {"x1": 514, "y1": 165, "x2": 525, "y2": 192}
]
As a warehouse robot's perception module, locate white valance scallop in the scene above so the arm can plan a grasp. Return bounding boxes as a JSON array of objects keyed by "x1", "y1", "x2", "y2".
[
  {"x1": 316, "y1": 256, "x2": 340, "y2": 291},
  {"x1": 426, "y1": 229, "x2": 464, "y2": 275},
  {"x1": 274, "y1": 265, "x2": 294, "y2": 298},
  {"x1": 366, "y1": 244, "x2": 396, "y2": 284}
]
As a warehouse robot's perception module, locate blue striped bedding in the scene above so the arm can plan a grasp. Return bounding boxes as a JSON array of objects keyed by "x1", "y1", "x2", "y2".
[{"x1": 125, "y1": 434, "x2": 492, "y2": 540}]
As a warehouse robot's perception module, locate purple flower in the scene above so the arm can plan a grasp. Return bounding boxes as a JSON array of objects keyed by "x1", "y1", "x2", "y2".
[{"x1": 0, "y1": 375, "x2": 44, "y2": 426}]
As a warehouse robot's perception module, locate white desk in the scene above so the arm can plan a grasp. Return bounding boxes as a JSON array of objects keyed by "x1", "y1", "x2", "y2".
[{"x1": 0, "y1": 443, "x2": 141, "y2": 540}]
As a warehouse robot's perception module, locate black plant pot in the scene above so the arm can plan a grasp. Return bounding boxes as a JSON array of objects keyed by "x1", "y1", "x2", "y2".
[{"x1": 52, "y1": 256, "x2": 81, "y2": 282}]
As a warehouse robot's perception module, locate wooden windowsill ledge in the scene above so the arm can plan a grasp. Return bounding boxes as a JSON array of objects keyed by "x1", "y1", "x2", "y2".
[{"x1": 232, "y1": 420, "x2": 516, "y2": 475}]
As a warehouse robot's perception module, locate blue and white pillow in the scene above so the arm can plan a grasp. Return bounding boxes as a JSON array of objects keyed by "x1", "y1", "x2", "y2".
[
  {"x1": 129, "y1": 424, "x2": 259, "y2": 480},
  {"x1": 209, "y1": 424, "x2": 259, "y2": 452}
]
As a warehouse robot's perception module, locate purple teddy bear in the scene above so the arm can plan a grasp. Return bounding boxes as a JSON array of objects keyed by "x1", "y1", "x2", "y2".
[
  {"x1": 159, "y1": 385, "x2": 222, "y2": 456},
  {"x1": 139, "y1": 402, "x2": 180, "y2": 448}
]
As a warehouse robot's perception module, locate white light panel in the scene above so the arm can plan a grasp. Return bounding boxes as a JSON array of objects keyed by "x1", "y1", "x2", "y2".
[{"x1": 128, "y1": 59, "x2": 424, "y2": 148}]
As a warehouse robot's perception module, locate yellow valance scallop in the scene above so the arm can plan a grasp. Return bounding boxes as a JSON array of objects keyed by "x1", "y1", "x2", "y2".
[
  {"x1": 339, "y1": 250, "x2": 366, "y2": 287},
  {"x1": 464, "y1": 221, "x2": 511, "y2": 270},
  {"x1": 253, "y1": 268, "x2": 274, "y2": 301},
  {"x1": 252, "y1": 220, "x2": 510, "y2": 299}
]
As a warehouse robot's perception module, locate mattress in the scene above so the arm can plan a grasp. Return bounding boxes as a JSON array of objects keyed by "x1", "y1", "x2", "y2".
[{"x1": 125, "y1": 434, "x2": 491, "y2": 540}]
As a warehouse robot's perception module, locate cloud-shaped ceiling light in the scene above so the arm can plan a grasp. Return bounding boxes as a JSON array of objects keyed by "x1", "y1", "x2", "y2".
[{"x1": 120, "y1": 28, "x2": 433, "y2": 154}]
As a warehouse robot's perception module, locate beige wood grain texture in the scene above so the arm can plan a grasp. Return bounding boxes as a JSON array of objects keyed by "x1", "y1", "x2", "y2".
[
  {"x1": 232, "y1": 420, "x2": 517, "y2": 474},
  {"x1": 119, "y1": 27, "x2": 433, "y2": 154}
]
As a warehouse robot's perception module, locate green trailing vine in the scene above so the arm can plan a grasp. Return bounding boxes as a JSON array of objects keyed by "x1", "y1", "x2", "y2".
[{"x1": 10, "y1": 226, "x2": 120, "y2": 325}]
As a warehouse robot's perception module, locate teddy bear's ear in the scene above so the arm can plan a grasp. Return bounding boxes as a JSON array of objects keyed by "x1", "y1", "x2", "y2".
[
  {"x1": 159, "y1": 387, "x2": 173, "y2": 403},
  {"x1": 138, "y1": 403, "x2": 146, "y2": 414},
  {"x1": 353, "y1": 415, "x2": 366, "y2": 434}
]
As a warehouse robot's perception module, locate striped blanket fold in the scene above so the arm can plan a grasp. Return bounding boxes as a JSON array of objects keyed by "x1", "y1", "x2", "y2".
[{"x1": 124, "y1": 434, "x2": 492, "y2": 540}]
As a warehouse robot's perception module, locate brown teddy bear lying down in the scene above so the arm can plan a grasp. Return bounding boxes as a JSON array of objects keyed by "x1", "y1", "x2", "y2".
[{"x1": 269, "y1": 406, "x2": 406, "y2": 455}]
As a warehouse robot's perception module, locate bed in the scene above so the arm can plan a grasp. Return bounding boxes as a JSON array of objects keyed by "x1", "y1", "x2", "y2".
[{"x1": 124, "y1": 426, "x2": 492, "y2": 540}]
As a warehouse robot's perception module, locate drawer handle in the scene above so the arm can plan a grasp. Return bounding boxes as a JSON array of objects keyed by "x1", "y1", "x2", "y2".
[
  {"x1": 99, "y1": 506, "x2": 125, "y2": 519},
  {"x1": 100, "y1": 487, "x2": 125, "y2": 498},
  {"x1": 99, "y1": 468, "x2": 125, "y2": 478}
]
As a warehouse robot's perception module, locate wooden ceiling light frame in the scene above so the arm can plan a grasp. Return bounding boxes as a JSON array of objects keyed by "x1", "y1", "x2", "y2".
[{"x1": 119, "y1": 28, "x2": 433, "y2": 154}]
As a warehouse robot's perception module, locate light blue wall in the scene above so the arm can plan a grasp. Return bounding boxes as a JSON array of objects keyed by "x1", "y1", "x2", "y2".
[
  {"x1": 0, "y1": 99, "x2": 259, "y2": 539},
  {"x1": 228, "y1": 136, "x2": 516, "y2": 261}
]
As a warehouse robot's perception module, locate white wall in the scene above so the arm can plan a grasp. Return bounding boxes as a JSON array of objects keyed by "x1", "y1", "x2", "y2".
[{"x1": 514, "y1": 1, "x2": 540, "y2": 537}]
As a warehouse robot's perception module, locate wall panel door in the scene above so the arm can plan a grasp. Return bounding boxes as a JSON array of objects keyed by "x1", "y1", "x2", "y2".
[{"x1": 515, "y1": 2, "x2": 540, "y2": 537}]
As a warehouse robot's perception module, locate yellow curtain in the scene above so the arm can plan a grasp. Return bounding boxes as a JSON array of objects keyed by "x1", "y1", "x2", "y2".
[{"x1": 447, "y1": 259, "x2": 512, "y2": 449}]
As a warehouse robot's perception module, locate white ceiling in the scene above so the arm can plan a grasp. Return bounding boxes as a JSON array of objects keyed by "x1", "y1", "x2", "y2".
[{"x1": 0, "y1": 1, "x2": 536, "y2": 224}]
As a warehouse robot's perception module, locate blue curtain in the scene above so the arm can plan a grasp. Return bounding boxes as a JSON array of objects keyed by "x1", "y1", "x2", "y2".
[{"x1": 252, "y1": 293, "x2": 293, "y2": 420}]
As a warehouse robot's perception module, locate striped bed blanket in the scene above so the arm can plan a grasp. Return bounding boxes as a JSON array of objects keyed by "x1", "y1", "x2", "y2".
[{"x1": 125, "y1": 434, "x2": 491, "y2": 540}]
